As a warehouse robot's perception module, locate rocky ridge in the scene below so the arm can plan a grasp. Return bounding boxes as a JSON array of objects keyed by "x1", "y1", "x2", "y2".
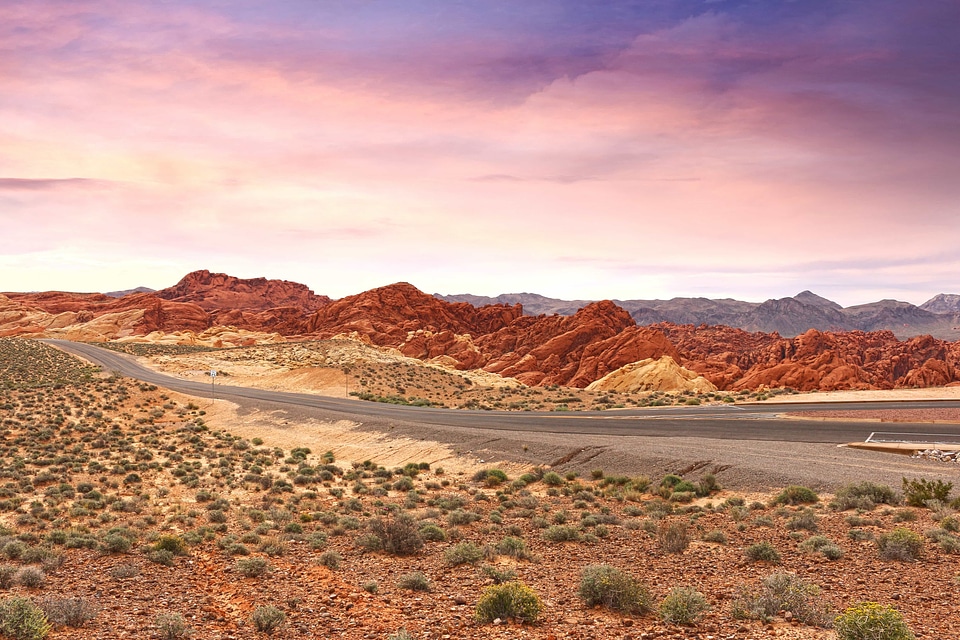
[{"x1": 3, "y1": 271, "x2": 960, "y2": 393}]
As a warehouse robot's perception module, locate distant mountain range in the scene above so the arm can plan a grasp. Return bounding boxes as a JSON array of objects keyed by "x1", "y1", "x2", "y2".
[{"x1": 436, "y1": 290, "x2": 960, "y2": 340}]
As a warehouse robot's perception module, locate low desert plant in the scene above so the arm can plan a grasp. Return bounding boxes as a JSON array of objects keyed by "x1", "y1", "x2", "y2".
[
  {"x1": 834, "y1": 602, "x2": 914, "y2": 640},
  {"x1": 773, "y1": 485, "x2": 819, "y2": 506},
  {"x1": 153, "y1": 535, "x2": 187, "y2": 556},
  {"x1": 659, "y1": 587, "x2": 709, "y2": 624},
  {"x1": 702, "y1": 529, "x2": 728, "y2": 544},
  {"x1": 744, "y1": 541, "x2": 781, "y2": 564},
  {"x1": 318, "y1": 550, "x2": 342, "y2": 569},
  {"x1": 154, "y1": 612, "x2": 190, "y2": 640},
  {"x1": 657, "y1": 520, "x2": 691, "y2": 554},
  {"x1": 731, "y1": 572, "x2": 833, "y2": 627},
  {"x1": 38, "y1": 597, "x2": 96, "y2": 628},
  {"x1": 0, "y1": 596, "x2": 51, "y2": 640},
  {"x1": 251, "y1": 605, "x2": 286, "y2": 634},
  {"x1": 542, "y1": 525, "x2": 580, "y2": 542},
  {"x1": 396, "y1": 571, "x2": 431, "y2": 592},
  {"x1": 786, "y1": 508, "x2": 819, "y2": 532},
  {"x1": 480, "y1": 565, "x2": 517, "y2": 584},
  {"x1": 577, "y1": 564, "x2": 651, "y2": 614},
  {"x1": 876, "y1": 527, "x2": 923, "y2": 561},
  {"x1": 475, "y1": 582, "x2": 542, "y2": 624},
  {"x1": 14, "y1": 567, "x2": 44, "y2": 589},
  {"x1": 235, "y1": 557, "x2": 270, "y2": 577},
  {"x1": 368, "y1": 513, "x2": 423, "y2": 555},
  {"x1": 445, "y1": 542, "x2": 484, "y2": 566},
  {"x1": 832, "y1": 482, "x2": 900, "y2": 511},
  {"x1": 902, "y1": 477, "x2": 952, "y2": 508}
]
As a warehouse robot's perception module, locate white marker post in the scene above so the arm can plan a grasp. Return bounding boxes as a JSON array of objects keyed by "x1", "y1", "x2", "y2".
[{"x1": 210, "y1": 370, "x2": 217, "y2": 403}]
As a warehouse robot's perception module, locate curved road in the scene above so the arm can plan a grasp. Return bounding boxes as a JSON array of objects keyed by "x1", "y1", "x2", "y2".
[{"x1": 47, "y1": 340, "x2": 960, "y2": 445}]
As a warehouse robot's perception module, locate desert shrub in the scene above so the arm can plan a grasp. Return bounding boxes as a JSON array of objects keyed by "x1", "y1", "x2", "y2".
[
  {"x1": 744, "y1": 541, "x2": 781, "y2": 564},
  {"x1": 0, "y1": 597, "x2": 51, "y2": 640},
  {"x1": 154, "y1": 535, "x2": 187, "y2": 556},
  {"x1": 731, "y1": 572, "x2": 833, "y2": 627},
  {"x1": 109, "y1": 564, "x2": 139, "y2": 579},
  {"x1": 251, "y1": 605, "x2": 286, "y2": 634},
  {"x1": 38, "y1": 597, "x2": 96, "y2": 628},
  {"x1": 542, "y1": 472, "x2": 565, "y2": 486},
  {"x1": 832, "y1": 482, "x2": 900, "y2": 511},
  {"x1": 696, "y1": 473, "x2": 721, "y2": 497},
  {"x1": 496, "y1": 536, "x2": 532, "y2": 560},
  {"x1": 577, "y1": 564, "x2": 651, "y2": 614},
  {"x1": 418, "y1": 523, "x2": 446, "y2": 542},
  {"x1": 659, "y1": 587, "x2": 709, "y2": 624},
  {"x1": 318, "y1": 550, "x2": 341, "y2": 569},
  {"x1": 542, "y1": 525, "x2": 580, "y2": 542},
  {"x1": 155, "y1": 612, "x2": 190, "y2": 640},
  {"x1": 475, "y1": 582, "x2": 542, "y2": 624},
  {"x1": 657, "y1": 521, "x2": 691, "y2": 554},
  {"x1": 387, "y1": 629, "x2": 415, "y2": 640},
  {"x1": 702, "y1": 529, "x2": 727, "y2": 544},
  {"x1": 820, "y1": 543, "x2": 845, "y2": 560},
  {"x1": 396, "y1": 571, "x2": 431, "y2": 592},
  {"x1": 876, "y1": 528, "x2": 923, "y2": 561},
  {"x1": 481, "y1": 565, "x2": 517, "y2": 584},
  {"x1": 14, "y1": 567, "x2": 44, "y2": 588},
  {"x1": 235, "y1": 557, "x2": 270, "y2": 578},
  {"x1": 834, "y1": 602, "x2": 914, "y2": 640},
  {"x1": 368, "y1": 514, "x2": 423, "y2": 555},
  {"x1": 786, "y1": 508, "x2": 819, "y2": 532},
  {"x1": 473, "y1": 469, "x2": 508, "y2": 487},
  {"x1": 773, "y1": 486, "x2": 819, "y2": 506},
  {"x1": 902, "y1": 477, "x2": 952, "y2": 508},
  {"x1": 257, "y1": 537, "x2": 287, "y2": 557},
  {"x1": 148, "y1": 549, "x2": 175, "y2": 566},
  {"x1": 447, "y1": 510, "x2": 481, "y2": 526},
  {"x1": 445, "y1": 542, "x2": 483, "y2": 566}
]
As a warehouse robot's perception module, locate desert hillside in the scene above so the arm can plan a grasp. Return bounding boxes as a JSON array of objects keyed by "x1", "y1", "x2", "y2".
[{"x1": 0, "y1": 337, "x2": 956, "y2": 639}]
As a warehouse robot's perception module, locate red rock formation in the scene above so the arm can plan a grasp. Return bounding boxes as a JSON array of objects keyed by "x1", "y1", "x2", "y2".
[
  {"x1": 155, "y1": 270, "x2": 330, "y2": 312},
  {"x1": 5, "y1": 273, "x2": 960, "y2": 392},
  {"x1": 479, "y1": 302, "x2": 676, "y2": 386},
  {"x1": 658, "y1": 323, "x2": 960, "y2": 391},
  {"x1": 304, "y1": 282, "x2": 522, "y2": 344}
]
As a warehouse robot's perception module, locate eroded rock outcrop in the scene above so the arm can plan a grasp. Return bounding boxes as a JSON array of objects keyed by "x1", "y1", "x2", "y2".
[
  {"x1": 586, "y1": 355, "x2": 717, "y2": 393},
  {"x1": 155, "y1": 270, "x2": 331, "y2": 312}
]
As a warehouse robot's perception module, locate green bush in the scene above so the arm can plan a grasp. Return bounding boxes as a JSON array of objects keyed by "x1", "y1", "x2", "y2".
[
  {"x1": 38, "y1": 597, "x2": 96, "y2": 629},
  {"x1": 396, "y1": 571, "x2": 431, "y2": 592},
  {"x1": 786, "y1": 508, "x2": 819, "y2": 532},
  {"x1": 475, "y1": 582, "x2": 542, "y2": 624},
  {"x1": 659, "y1": 587, "x2": 709, "y2": 624},
  {"x1": 445, "y1": 542, "x2": 484, "y2": 566},
  {"x1": 542, "y1": 525, "x2": 580, "y2": 542},
  {"x1": 834, "y1": 602, "x2": 914, "y2": 640},
  {"x1": 876, "y1": 527, "x2": 923, "y2": 561},
  {"x1": 731, "y1": 573, "x2": 833, "y2": 627},
  {"x1": 773, "y1": 486, "x2": 819, "y2": 505},
  {"x1": 577, "y1": 564, "x2": 651, "y2": 614},
  {"x1": 832, "y1": 482, "x2": 899, "y2": 511},
  {"x1": 744, "y1": 541, "x2": 781, "y2": 564},
  {"x1": 251, "y1": 605, "x2": 286, "y2": 634},
  {"x1": 418, "y1": 523, "x2": 446, "y2": 542},
  {"x1": 155, "y1": 612, "x2": 190, "y2": 639},
  {"x1": 542, "y1": 472, "x2": 565, "y2": 486},
  {"x1": 902, "y1": 477, "x2": 952, "y2": 508},
  {"x1": 0, "y1": 597, "x2": 51, "y2": 640},
  {"x1": 318, "y1": 550, "x2": 341, "y2": 569},
  {"x1": 368, "y1": 513, "x2": 423, "y2": 555},
  {"x1": 235, "y1": 557, "x2": 270, "y2": 577},
  {"x1": 154, "y1": 535, "x2": 187, "y2": 556},
  {"x1": 657, "y1": 521, "x2": 691, "y2": 554}
]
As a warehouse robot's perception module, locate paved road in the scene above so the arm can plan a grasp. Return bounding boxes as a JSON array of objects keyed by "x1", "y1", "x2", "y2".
[{"x1": 47, "y1": 340, "x2": 960, "y2": 445}]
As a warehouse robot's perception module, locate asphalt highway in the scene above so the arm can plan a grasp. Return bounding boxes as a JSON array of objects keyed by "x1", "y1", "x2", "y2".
[{"x1": 47, "y1": 340, "x2": 960, "y2": 445}]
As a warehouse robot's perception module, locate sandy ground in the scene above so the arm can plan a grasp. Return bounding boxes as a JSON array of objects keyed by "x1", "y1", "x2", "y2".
[{"x1": 758, "y1": 386, "x2": 960, "y2": 403}]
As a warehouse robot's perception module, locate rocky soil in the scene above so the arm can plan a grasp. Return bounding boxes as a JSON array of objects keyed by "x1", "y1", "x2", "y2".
[{"x1": 0, "y1": 338, "x2": 959, "y2": 639}]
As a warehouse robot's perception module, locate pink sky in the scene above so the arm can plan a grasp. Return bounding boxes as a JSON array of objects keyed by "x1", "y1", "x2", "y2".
[{"x1": 2, "y1": 1, "x2": 958, "y2": 306}]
